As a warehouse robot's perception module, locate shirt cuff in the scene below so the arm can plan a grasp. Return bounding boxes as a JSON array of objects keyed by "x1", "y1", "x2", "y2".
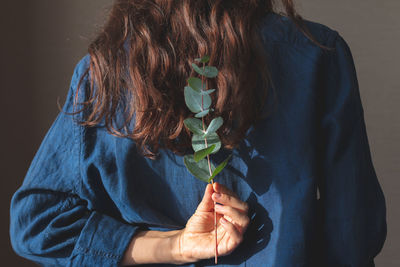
[{"x1": 71, "y1": 211, "x2": 145, "y2": 266}]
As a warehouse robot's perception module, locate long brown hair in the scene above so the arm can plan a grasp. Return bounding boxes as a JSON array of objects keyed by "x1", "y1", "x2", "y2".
[{"x1": 73, "y1": 0, "x2": 329, "y2": 160}]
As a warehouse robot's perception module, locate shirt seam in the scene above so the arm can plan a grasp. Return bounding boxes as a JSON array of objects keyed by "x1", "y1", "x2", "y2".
[
  {"x1": 263, "y1": 30, "x2": 339, "y2": 63},
  {"x1": 74, "y1": 246, "x2": 120, "y2": 260},
  {"x1": 261, "y1": 12, "x2": 339, "y2": 51},
  {"x1": 71, "y1": 69, "x2": 86, "y2": 196},
  {"x1": 69, "y1": 63, "x2": 123, "y2": 261}
]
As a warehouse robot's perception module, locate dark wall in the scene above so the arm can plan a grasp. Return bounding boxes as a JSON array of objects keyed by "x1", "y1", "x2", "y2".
[
  {"x1": 300, "y1": 1, "x2": 400, "y2": 266},
  {"x1": 1, "y1": 1, "x2": 109, "y2": 266},
  {"x1": 1, "y1": 1, "x2": 399, "y2": 266},
  {"x1": 1, "y1": 3, "x2": 35, "y2": 265}
]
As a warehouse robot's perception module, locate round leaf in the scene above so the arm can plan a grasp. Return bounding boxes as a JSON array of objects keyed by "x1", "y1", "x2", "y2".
[
  {"x1": 200, "y1": 55, "x2": 210, "y2": 63},
  {"x1": 195, "y1": 109, "x2": 210, "y2": 118},
  {"x1": 200, "y1": 89, "x2": 216, "y2": 95},
  {"x1": 183, "y1": 154, "x2": 215, "y2": 183},
  {"x1": 203, "y1": 66, "x2": 218, "y2": 78},
  {"x1": 194, "y1": 55, "x2": 210, "y2": 63},
  {"x1": 192, "y1": 132, "x2": 221, "y2": 154},
  {"x1": 183, "y1": 118, "x2": 204, "y2": 135},
  {"x1": 191, "y1": 63, "x2": 205, "y2": 76},
  {"x1": 184, "y1": 85, "x2": 212, "y2": 113},
  {"x1": 187, "y1": 77, "x2": 205, "y2": 92},
  {"x1": 203, "y1": 116, "x2": 223, "y2": 137},
  {"x1": 184, "y1": 86, "x2": 202, "y2": 113}
]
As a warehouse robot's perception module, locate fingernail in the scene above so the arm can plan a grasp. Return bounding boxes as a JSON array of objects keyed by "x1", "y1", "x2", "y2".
[
  {"x1": 214, "y1": 193, "x2": 221, "y2": 199},
  {"x1": 220, "y1": 217, "x2": 227, "y2": 223}
]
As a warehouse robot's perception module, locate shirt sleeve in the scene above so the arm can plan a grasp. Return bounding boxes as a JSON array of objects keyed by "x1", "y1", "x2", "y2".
[
  {"x1": 9, "y1": 55, "x2": 144, "y2": 267},
  {"x1": 316, "y1": 32, "x2": 387, "y2": 266}
]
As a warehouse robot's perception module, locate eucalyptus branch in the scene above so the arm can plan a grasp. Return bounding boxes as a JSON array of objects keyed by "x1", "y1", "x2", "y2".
[{"x1": 183, "y1": 55, "x2": 233, "y2": 264}]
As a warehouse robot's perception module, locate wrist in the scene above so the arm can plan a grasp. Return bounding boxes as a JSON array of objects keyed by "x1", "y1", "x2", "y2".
[
  {"x1": 121, "y1": 229, "x2": 194, "y2": 266},
  {"x1": 170, "y1": 229, "x2": 196, "y2": 265}
]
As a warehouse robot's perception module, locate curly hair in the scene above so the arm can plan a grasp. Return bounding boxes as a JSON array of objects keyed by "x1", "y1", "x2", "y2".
[{"x1": 72, "y1": 0, "x2": 328, "y2": 160}]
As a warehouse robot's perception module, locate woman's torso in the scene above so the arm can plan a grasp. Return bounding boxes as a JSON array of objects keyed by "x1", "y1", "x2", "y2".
[{"x1": 77, "y1": 12, "x2": 336, "y2": 266}]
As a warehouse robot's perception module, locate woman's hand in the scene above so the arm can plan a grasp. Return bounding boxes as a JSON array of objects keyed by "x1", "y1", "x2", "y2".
[
  {"x1": 121, "y1": 182, "x2": 249, "y2": 266},
  {"x1": 177, "y1": 182, "x2": 250, "y2": 263}
]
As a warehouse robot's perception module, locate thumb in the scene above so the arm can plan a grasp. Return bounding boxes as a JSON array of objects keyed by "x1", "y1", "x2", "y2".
[{"x1": 196, "y1": 183, "x2": 214, "y2": 212}]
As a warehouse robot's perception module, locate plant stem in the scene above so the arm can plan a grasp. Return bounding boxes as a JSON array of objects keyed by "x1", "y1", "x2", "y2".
[{"x1": 201, "y1": 61, "x2": 218, "y2": 264}]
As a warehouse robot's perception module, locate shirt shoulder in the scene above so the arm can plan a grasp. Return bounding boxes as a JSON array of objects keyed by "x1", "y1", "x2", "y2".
[{"x1": 259, "y1": 12, "x2": 339, "y2": 49}]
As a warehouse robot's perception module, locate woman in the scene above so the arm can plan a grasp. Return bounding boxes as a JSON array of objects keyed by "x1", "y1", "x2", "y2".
[{"x1": 10, "y1": 0, "x2": 387, "y2": 266}]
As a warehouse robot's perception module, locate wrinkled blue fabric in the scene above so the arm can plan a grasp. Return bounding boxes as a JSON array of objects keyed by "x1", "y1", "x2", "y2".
[{"x1": 10, "y1": 12, "x2": 386, "y2": 267}]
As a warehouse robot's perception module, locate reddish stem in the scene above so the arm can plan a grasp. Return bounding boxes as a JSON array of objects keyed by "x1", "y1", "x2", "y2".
[
  {"x1": 200, "y1": 60, "x2": 218, "y2": 264},
  {"x1": 211, "y1": 179, "x2": 218, "y2": 264}
]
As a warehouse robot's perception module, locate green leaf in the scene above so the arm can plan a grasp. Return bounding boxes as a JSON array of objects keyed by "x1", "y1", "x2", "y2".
[
  {"x1": 183, "y1": 118, "x2": 204, "y2": 135},
  {"x1": 208, "y1": 154, "x2": 232, "y2": 182},
  {"x1": 203, "y1": 66, "x2": 218, "y2": 78},
  {"x1": 194, "y1": 55, "x2": 210, "y2": 63},
  {"x1": 203, "y1": 116, "x2": 223, "y2": 137},
  {"x1": 200, "y1": 89, "x2": 216, "y2": 95},
  {"x1": 191, "y1": 63, "x2": 204, "y2": 76},
  {"x1": 191, "y1": 63, "x2": 218, "y2": 78},
  {"x1": 183, "y1": 154, "x2": 215, "y2": 183},
  {"x1": 194, "y1": 144, "x2": 216, "y2": 162},
  {"x1": 187, "y1": 77, "x2": 205, "y2": 92},
  {"x1": 184, "y1": 85, "x2": 211, "y2": 113},
  {"x1": 184, "y1": 86, "x2": 201, "y2": 113},
  {"x1": 194, "y1": 109, "x2": 210, "y2": 118},
  {"x1": 192, "y1": 132, "x2": 221, "y2": 154}
]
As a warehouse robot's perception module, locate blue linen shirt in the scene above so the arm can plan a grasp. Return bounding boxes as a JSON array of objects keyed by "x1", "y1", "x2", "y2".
[{"x1": 10, "y1": 12, "x2": 387, "y2": 267}]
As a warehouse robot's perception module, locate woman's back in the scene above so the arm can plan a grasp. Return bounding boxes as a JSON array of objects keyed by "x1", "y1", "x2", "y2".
[{"x1": 10, "y1": 10, "x2": 386, "y2": 267}]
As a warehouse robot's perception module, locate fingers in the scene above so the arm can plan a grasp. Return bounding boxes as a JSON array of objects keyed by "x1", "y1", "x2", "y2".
[
  {"x1": 196, "y1": 183, "x2": 214, "y2": 212},
  {"x1": 214, "y1": 204, "x2": 250, "y2": 233},
  {"x1": 219, "y1": 217, "x2": 242, "y2": 248},
  {"x1": 211, "y1": 189, "x2": 249, "y2": 214},
  {"x1": 211, "y1": 182, "x2": 250, "y2": 234},
  {"x1": 213, "y1": 182, "x2": 238, "y2": 198}
]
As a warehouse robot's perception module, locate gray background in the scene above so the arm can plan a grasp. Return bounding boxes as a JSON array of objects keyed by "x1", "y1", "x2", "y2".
[{"x1": 1, "y1": 1, "x2": 398, "y2": 266}]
